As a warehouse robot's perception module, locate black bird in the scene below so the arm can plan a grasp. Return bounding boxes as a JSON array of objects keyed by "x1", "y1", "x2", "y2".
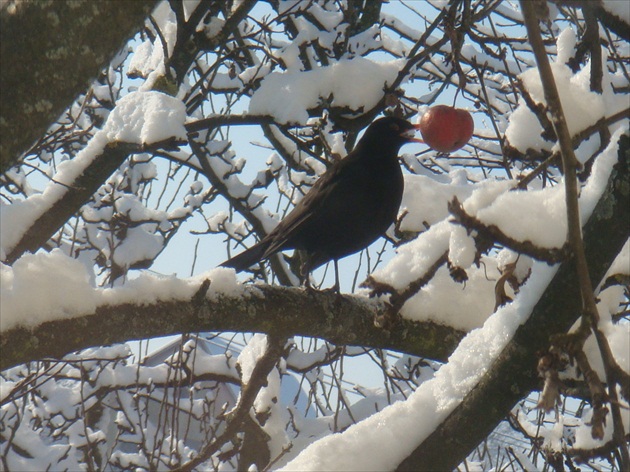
[{"x1": 221, "y1": 116, "x2": 420, "y2": 286}]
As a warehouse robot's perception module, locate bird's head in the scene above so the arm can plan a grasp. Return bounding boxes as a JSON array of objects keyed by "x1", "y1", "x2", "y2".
[{"x1": 359, "y1": 116, "x2": 422, "y2": 153}]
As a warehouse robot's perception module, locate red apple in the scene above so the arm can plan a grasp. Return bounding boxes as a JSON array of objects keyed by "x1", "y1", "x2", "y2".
[{"x1": 418, "y1": 105, "x2": 474, "y2": 153}]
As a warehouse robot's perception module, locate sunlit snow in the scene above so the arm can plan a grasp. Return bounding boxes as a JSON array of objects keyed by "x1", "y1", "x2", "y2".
[{"x1": 249, "y1": 57, "x2": 403, "y2": 124}]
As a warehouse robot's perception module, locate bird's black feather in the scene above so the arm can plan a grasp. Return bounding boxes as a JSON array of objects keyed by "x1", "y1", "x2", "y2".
[{"x1": 221, "y1": 116, "x2": 417, "y2": 280}]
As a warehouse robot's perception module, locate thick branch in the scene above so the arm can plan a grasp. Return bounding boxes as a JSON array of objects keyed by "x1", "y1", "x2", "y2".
[
  {"x1": 0, "y1": 0, "x2": 158, "y2": 173},
  {"x1": 397, "y1": 133, "x2": 630, "y2": 471},
  {"x1": 521, "y1": 4, "x2": 629, "y2": 468},
  {"x1": 4, "y1": 142, "x2": 141, "y2": 264},
  {"x1": 0, "y1": 286, "x2": 465, "y2": 371},
  {"x1": 2, "y1": 2, "x2": 258, "y2": 265}
]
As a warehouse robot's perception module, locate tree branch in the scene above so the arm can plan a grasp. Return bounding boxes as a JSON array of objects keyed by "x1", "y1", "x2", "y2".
[
  {"x1": 448, "y1": 196, "x2": 569, "y2": 264},
  {"x1": 175, "y1": 334, "x2": 286, "y2": 472},
  {"x1": 396, "y1": 132, "x2": 630, "y2": 471},
  {"x1": 520, "y1": 4, "x2": 629, "y2": 468},
  {"x1": 0, "y1": 286, "x2": 466, "y2": 371},
  {"x1": 4, "y1": 142, "x2": 143, "y2": 264},
  {"x1": 1, "y1": 1, "x2": 258, "y2": 265},
  {"x1": 0, "y1": 0, "x2": 158, "y2": 173}
]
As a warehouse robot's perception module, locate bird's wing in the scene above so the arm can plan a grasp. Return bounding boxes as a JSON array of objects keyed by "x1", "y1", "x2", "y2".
[{"x1": 261, "y1": 152, "x2": 361, "y2": 257}]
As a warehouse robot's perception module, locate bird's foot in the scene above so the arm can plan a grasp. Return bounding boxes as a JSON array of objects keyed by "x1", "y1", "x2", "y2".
[
  {"x1": 302, "y1": 278, "x2": 341, "y2": 295},
  {"x1": 320, "y1": 283, "x2": 341, "y2": 295},
  {"x1": 302, "y1": 277, "x2": 320, "y2": 295}
]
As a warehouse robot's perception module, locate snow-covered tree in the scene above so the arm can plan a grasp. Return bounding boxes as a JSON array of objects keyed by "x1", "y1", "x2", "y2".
[{"x1": 1, "y1": 1, "x2": 628, "y2": 470}]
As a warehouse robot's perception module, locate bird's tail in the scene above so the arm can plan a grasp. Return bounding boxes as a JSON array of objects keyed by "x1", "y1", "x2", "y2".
[{"x1": 220, "y1": 240, "x2": 271, "y2": 272}]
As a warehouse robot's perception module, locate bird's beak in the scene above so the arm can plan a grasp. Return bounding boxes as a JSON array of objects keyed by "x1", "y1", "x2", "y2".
[{"x1": 401, "y1": 124, "x2": 424, "y2": 143}]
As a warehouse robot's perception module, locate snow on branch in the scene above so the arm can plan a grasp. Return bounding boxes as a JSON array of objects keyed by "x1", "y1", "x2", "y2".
[
  {"x1": 280, "y1": 129, "x2": 630, "y2": 472},
  {"x1": 2, "y1": 91, "x2": 187, "y2": 265},
  {"x1": 0, "y1": 269, "x2": 465, "y2": 370}
]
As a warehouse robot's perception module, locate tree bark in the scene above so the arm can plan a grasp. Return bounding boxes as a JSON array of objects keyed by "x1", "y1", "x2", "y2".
[
  {"x1": 1, "y1": 0, "x2": 257, "y2": 265},
  {"x1": 397, "y1": 134, "x2": 630, "y2": 471},
  {"x1": 0, "y1": 286, "x2": 465, "y2": 371},
  {"x1": 0, "y1": 0, "x2": 158, "y2": 173}
]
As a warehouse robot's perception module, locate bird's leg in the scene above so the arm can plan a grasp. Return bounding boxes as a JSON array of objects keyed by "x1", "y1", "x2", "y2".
[
  {"x1": 299, "y1": 258, "x2": 314, "y2": 290},
  {"x1": 333, "y1": 259, "x2": 340, "y2": 293},
  {"x1": 303, "y1": 274, "x2": 313, "y2": 289},
  {"x1": 318, "y1": 260, "x2": 341, "y2": 294}
]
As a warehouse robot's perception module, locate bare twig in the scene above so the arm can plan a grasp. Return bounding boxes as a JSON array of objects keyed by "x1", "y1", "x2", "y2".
[
  {"x1": 521, "y1": 2, "x2": 629, "y2": 468},
  {"x1": 174, "y1": 334, "x2": 287, "y2": 471}
]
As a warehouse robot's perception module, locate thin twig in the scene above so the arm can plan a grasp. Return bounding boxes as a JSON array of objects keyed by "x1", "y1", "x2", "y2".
[
  {"x1": 174, "y1": 334, "x2": 287, "y2": 471},
  {"x1": 520, "y1": 3, "x2": 629, "y2": 469}
]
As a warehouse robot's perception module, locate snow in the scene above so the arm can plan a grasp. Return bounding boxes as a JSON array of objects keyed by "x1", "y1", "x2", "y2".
[
  {"x1": 555, "y1": 27, "x2": 577, "y2": 65},
  {"x1": 182, "y1": 0, "x2": 202, "y2": 22},
  {"x1": 516, "y1": 410, "x2": 565, "y2": 452},
  {"x1": 398, "y1": 173, "x2": 478, "y2": 232},
  {"x1": 202, "y1": 16, "x2": 225, "y2": 37},
  {"x1": 287, "y1": 344, "x2": 335, "y2": 371},
  {"x1": 112, "y1": 227, "x2": 164, "y2": 268},
  {"x1": 127, "y1": 40, "x2": 161, "y2": 79},
  {"x1": 188, "y1": 352, "x2": 238, "y2": 381},
  {"x1": 475, "y1": 185, "x2": 568, "y2": 248},
  {"x1": 583, "y1": 312, "x2": 630, "y2": 380},
  {"x1": 504, "y1": 101, "x2": 550, "y2": 152},
  {"x1": 308, "y1": 3, "x2": 343, "y2": 31},
  {"x1": 448, "y1": 225, "x2": 476, "y2": 269},
  {"x1": 372, "y1": 220, "x2": 451, "y2": 290},
  {"x1": 238, "y1": 333, "x2": 269, "y2": 385},
  {"x1": 374, "y1": 179, "x2": 513, "y2": 291},
  {"x1": 0, "y1": 250, "x2": 245, "y2": 332},
  {"x1": 0, "y1": 133, "x2": 107, "y2": 259},
  {"x1": 578, "y1": 128, "x2": 628, "y2": 217},
  {"x1": 505, "y1": 28, "x2": 606, "y2": 153},
  {"x1": 104, "y1": 91, "x2": 187, "y2": 144},
  {"x1": 0, "y1": 250, "x2": 98, "y2": 332},
  {"x1": 128, "y1": 4, "x2": 180, "y2": 91},
  {"x1": 573, "y1": 399, "x2": 630, "y2": 450},
  {"x1": 603, "y1": 238, "x2": 630, "y2": 278},
  {"x1": 249, "y1": 57, "x2": 404, "y2": 124},
  {"x1": 496, "y1": 249, "x2": 533, "y2": 283},
  {"x1": 236, "y1": 334, "x2": 290, "y2": 459},
  {"x1": 239, "y1": 62, "x2": 272, "y2": 85},
  {"x1": 576, "y1": 239, "x2": 630, "y2": 382},
  {"x1": 370, "y1": 126, "x2": 625, "y2": 333},
  {"x1": 0, "y1": 91, "x2": 187, "y2": 259},
  {"x1": 279, "y1": 263, "x2": 558, "y2": 471},
  {"x1": 397, "y1": 260, "x2": 498, "y2": 331}
]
